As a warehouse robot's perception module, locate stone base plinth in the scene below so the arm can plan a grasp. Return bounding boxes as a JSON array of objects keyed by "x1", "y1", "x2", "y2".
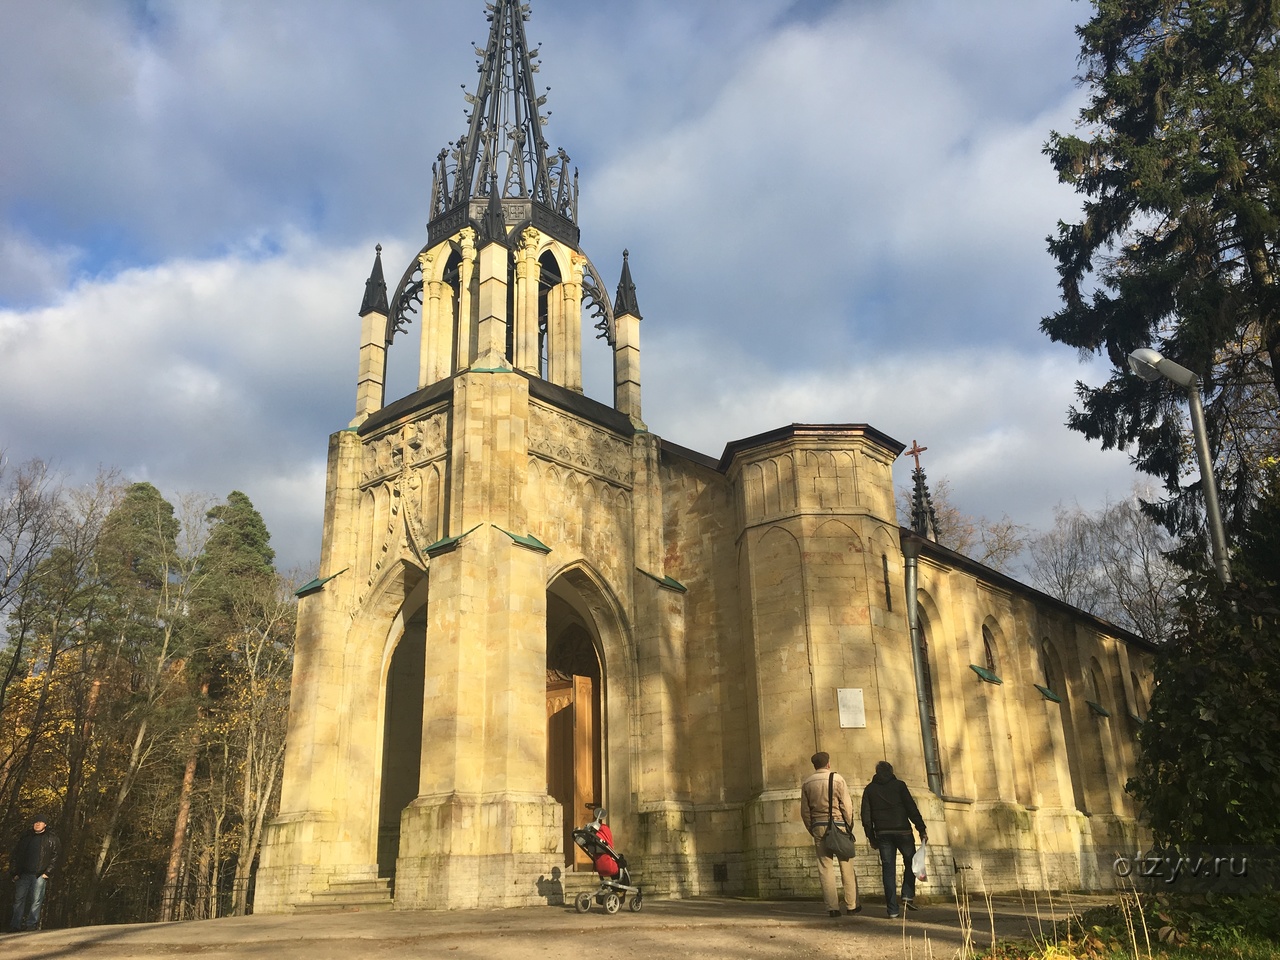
[{"x1": 392, "y1": 792, "x2": 564, "y2": 909}]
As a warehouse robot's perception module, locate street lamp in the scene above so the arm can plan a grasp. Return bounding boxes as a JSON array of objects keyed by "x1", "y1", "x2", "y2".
[{"x1": 1127, "y1": 347, "x2": 1231, "y2": 584}]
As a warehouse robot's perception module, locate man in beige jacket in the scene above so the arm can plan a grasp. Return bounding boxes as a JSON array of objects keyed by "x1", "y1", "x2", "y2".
[{"x1": 800, "y1": 751, "x2": 861, "y2": 917}]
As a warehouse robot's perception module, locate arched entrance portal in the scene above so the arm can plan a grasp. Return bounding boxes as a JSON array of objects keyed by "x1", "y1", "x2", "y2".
[
  {"x1": 545, "y1": 587, "x2": 603, "y2": 869},
  {"x1": 378, "y1": 608, "x2": 426, "y2": 879}
]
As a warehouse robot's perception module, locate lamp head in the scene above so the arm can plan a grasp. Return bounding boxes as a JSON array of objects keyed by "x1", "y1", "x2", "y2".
[
  {"x1": 1127, "y1": 348, "x2": 1164, "y2": 382},
  {"x1": 1127, "y1": 347, "x2": 1199, "y2": 388}
]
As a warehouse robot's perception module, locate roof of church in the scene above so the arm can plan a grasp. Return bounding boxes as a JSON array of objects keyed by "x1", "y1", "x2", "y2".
[
  {"x1": 359, "y1": 245, "x2": 389, "y2": 318},
  {"x1": 902, "y1": 529, "x2": 1159, "y2": 653},
  {"x1": 718, "y1": 423, "x2": 906, "y2": 471},
  {"x1": 428, "y1": 0, "x2": 577, "y2": 237}
]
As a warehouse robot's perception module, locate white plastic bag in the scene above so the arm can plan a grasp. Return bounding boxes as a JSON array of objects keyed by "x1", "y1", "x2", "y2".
[{"x1": 912, "y1": 842, "x2": 928, "y2": 882}]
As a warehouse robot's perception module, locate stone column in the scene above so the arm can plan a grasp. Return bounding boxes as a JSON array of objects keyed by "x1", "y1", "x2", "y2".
[
  {"x1": 614, "y1": 311, "x2": 641, "y2": 424},
  {"x1": 513, "y1": 228, "x2": 542, "y2": 375},
  {"x1": 419, "y1": 247, "x2": 453, "y2": 388},
  {"x1": 455, "y1": 228, "x2": 477, "y2": 371},
  {"x1": 475, "y1": 238, "x2": 510, "y2": 370},
  {"x1": 257, "y1": 429, "x2": 369, "y2": 911},
  {"x1": 355, "y1": 311, "x2": 387, "y2": 424},
  {"x1": 394, "y1": 370, "x2": 561, "y2": 909},
  {"x1": 564, "y1": 253, "x2": 584, "y2": 392}
]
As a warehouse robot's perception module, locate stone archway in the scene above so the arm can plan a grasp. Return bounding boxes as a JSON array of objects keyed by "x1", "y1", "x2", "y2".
[
  {"x1": 377, "y1": 606, "x2": 426, "y2": 880},
  {"x1": 545, "y1": 588, "x2": 604, "y2": 869}
]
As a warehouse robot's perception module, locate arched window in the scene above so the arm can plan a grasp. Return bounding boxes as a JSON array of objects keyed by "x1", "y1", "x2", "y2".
[
  {"x1": 1130, "y1": 671, "x2": 1147, "y2": 719},
  {"x1": 882, "y1": 554, "x2": 893, "y2": 612},
  {"x1": 918, "y1": 608, "x2": 944, "y2": 791},
  {"x1": 982, "y1": 625, "x2": 998, "y2": 675}
]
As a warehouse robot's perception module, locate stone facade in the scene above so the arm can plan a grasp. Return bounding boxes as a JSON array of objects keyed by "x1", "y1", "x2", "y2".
[{"x1": 254, "y1": 0, "x2": 1154, "y2": 914}]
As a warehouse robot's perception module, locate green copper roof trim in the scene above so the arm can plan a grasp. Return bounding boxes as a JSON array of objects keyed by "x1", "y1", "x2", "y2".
[
  {"x1": 969, "y1": 664, "x2": 1002, "y2": 685},
  {"x1": 1129, "y1": 712, "x2": 1144, "y2": 725},
  {"x1": 295, "y1": 568, "x2": 349, "y2": 598},
  {"x1": 425, "y1": 524, "x2": 483, "y2": 558},
  {"x1": 493, "y1": 525, "x2": 552, "y2": 554},
  {"x1": 1034, "y1": 684, "x2": 1062, "y2": 704},
  {"x1": 1086, "y1": 699, "x2": 1111, "y2": 718},
  {"x1": 470, "y1": 365, "x2": 514, "y2": 374},
  {"x1": 637, "y1": 568, "x2": 688, "y2": 593}
]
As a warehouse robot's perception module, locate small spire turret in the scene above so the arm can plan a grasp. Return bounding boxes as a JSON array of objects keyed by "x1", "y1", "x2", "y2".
[
  {"x1": 614, "y1": 249, "x2": 641, "y2": 319},
  {"x1": 360, "y1": 244, "x2": 389, "y2": 318}
]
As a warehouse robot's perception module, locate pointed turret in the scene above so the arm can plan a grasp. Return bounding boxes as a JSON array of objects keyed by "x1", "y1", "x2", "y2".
[
  {"x1": 614, "y1": 249, "x2": 642, "y2": 320},
  {"x1": 355, "y1": 245, "x2": 389, "y2": 424},
  {"x1": 360, "y1": 244, "x2": 390, "y2": 318},
  {"x1": 613, "y1": 249, "x2": 643, "y2": 426},
  {"x1": 428, "y1": 0, "x2": 578, "y2": 246}
]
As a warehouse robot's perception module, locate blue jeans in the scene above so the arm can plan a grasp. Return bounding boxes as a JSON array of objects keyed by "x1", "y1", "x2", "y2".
[
  {"x1": 10, "y1": 874, "x2": 47, "y2": 931},
  {"x1": 875, "y1": 833, "x2": 915, "y2": 914}
]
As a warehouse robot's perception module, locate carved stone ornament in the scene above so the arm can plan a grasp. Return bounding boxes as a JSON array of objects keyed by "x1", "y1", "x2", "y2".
[
  {"x1": 361, "y1": 410, "x2": 448, "y2": 489},
  {"x1": 400, "y1": 471, "x2": 434, "y2": 568},
  {"x1": 528, "y1": 401, "x2": 631, "y2": 489}
]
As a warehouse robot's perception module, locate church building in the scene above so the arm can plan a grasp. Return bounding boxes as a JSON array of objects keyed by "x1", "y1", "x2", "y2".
[{"x1": 256, "y1": 0, "x2": 1154, "y2": 912}]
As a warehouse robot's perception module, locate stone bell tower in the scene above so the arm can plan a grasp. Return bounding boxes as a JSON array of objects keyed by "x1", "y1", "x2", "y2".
[{"x1": 256, "y1": 0, "x2": 661, "y2": 912}]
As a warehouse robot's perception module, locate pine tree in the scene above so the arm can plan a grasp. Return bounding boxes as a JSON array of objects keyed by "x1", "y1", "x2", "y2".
[{"x1": 1043, "y1": 0, "x2": 1280, "y2": 541}]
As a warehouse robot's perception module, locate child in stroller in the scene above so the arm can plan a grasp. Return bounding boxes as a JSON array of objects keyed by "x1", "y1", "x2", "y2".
[{"x1": 570, "y1": 806, "x2": 643, "y2": 913}]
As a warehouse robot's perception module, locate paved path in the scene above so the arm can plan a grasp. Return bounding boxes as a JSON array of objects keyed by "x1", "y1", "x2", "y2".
[{"x1": 2, "y1": 895, "x2": 1105, "y2": 960}]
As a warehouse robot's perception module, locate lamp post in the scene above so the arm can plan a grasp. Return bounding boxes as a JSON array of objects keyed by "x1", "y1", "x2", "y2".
[{"x1": 1127, "y1": 347, "x2": 1231, "y2": 584}]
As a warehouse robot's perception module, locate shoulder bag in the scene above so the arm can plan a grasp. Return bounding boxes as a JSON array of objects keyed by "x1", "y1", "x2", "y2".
[{"x1": 820, "y1": 772, "x2": 857, "y2": 861}]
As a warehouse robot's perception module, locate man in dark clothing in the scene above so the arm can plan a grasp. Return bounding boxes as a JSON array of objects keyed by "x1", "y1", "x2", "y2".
[
  {"x1": 860, "y1": 761, "x2": 927, "y2": 918},
  {"x1": 9, "y1": 815, "x2": 60, "y2": 932}
]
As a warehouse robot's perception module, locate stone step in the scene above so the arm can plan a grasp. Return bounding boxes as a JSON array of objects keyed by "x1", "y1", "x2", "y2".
[{"x1": 293, "y1": 876, "x2": 394, "y2": 913}]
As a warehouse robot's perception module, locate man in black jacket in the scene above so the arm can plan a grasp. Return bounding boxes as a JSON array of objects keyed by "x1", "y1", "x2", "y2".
[
  {"x1": 9, "y1": 815, "x2": 60, "y2": 932},
  {"x1": 860, "y1": 761, "x2": 927, "y2": 918}
]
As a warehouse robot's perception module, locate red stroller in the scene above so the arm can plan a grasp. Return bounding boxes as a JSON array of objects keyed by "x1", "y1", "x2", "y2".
[{"x1": 570, "y1": 807, "x2": 643, "y2": 913}]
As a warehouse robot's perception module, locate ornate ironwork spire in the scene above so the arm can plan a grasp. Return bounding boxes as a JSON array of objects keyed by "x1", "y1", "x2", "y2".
[
  {"x1": 428, "y1": 0, "x2": 578, "y2": 239},
  {"x1": 906, "y1": 441, "x2": 940, "y2": 541}
]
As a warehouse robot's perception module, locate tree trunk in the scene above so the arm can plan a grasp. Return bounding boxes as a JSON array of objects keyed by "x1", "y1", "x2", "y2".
[
  {"x1": 160, "y1": 746, "x2": 198, "y2": 921},
  {"x1": 94, "y1": 717, "x2": 149, "y2": 881}
]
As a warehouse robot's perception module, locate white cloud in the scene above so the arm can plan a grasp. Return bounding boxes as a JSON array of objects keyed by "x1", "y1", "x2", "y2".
[
  {"x1": 0, "y1": 0, "x2": 1142, "y2": 575},
  {"x1": 0, "y1": 236, "x2": 380, "y2": 569}
]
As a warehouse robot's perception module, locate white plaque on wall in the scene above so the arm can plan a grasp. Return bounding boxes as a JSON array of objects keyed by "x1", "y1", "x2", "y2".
[{"x1": 837, "y1": 688, "x2": 866, "y2": 729}]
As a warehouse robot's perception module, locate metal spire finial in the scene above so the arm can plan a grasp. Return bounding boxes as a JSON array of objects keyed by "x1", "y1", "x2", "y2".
[{"x1": 429, "y1": 0, "x2": 576, "y2": 228}]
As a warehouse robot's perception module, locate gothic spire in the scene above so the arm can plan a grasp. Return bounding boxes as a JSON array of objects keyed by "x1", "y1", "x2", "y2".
[
  {"x1": 614, "y1": 250, "x2": 641, "y2": 319},
  {"x1": 429, "y1": 0, "x2": 577, "y2": 234},
  {"x1": 360, "y1": 244, "x2": 389, "y2": 317}
]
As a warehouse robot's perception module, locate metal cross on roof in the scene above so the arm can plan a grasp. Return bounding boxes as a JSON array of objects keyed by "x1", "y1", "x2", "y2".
[{"x1": 906, "y1": 440, "x2": 928, "y2": 472}]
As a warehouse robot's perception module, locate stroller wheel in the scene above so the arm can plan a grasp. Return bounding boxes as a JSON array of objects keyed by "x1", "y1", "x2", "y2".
[
  {"x1": 628, "y1": 893, "x2": 643, "y2": 912},
  {"x1": 574, "y1": 892, "x2": 592, "y2": 913},
  {"x1": 604, "y1": 892, "x2": 621, "y2": 914}
]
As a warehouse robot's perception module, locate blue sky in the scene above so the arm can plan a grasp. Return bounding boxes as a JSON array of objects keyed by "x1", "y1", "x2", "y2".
[{"x1": 0, "y1": 0, "x2": 1141, "y2": 573}]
